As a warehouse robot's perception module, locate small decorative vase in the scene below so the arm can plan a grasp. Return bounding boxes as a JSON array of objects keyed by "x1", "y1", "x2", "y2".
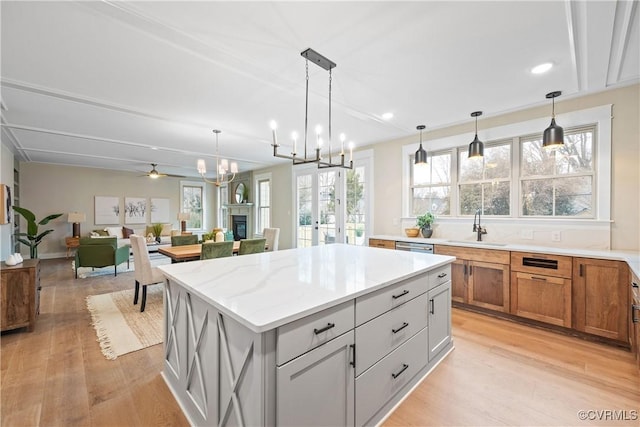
[
  {"x1": 14, "y1": 253, "x2": 23, "y2": 263},
  {"x1": 156, "y1": 236, "x2": 161, "y2": 243},
  {"x1": 5, "y1": 254, "x2": 17, "y2": 266},
  {"x1": 421, "y1": 228, "x2": 433, "y2": 238}
]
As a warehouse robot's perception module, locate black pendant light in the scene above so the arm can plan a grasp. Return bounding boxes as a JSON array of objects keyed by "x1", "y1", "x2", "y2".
[
  {"x1": 414, "y1": 125, "x2": 428, "y2": 165},
  {"x1": 543, "y1": 91, "x2": 564, "y2": 150},
  {"x1": 468, "y1": 111, "x2": 484, "y2": 158}
]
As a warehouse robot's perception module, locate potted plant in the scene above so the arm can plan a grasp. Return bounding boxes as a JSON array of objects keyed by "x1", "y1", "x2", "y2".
[
  {"x1": 416, "y1": 212, "x2": 435, "y2": 238},
  {"x1": 13, "y1": 207, "x2": 63, "y2": 259},
  {"x1": 151, "y1": 223, "x2": 164, "y2": 243}
]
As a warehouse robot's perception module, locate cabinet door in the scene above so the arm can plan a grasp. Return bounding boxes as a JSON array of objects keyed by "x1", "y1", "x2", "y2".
[
  {"x1": 277, "y1": 331, "x2": 354, "y2": 427},
  {"x1": 450, "y1": 259, "x2": 467, "y2": 303},
  {"x1": 1, "y1": 269, "x2": 32, "y2": 331},
  {"x1": 468, "y1": 261, "x2": 510, "y2": 312},
  {"x1": 573, "y1": 258, "x2": 628, "y2": 342},
  {"x1": 428, "y1": 282, "x2": 452, "y2": 361},
  {"x1": 510, "y1": 272, "x2": 571, "y2": 327}
]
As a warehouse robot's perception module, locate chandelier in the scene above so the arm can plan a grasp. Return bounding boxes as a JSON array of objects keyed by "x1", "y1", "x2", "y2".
[
  {"x1": 196, "y1": 129, "x2": 238, "y2": 187},
  {"x1": 270, "y1": 48, "x2": 353, "y2": 169}
]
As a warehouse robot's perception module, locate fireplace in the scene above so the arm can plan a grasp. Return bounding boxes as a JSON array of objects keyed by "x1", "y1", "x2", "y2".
[{"x1": 231, "y1": 215, "x2": 247, "y2": 241}]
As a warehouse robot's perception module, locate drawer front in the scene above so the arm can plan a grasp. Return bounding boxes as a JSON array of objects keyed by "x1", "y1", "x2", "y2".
[
  {"x1": 277, "y1": 300, "x2": 355, "y2": 365},
  {"x1": 355, "y1": 295, "x2": 427, "y2": 376},
  {"x1": 356, "y1": 273, "x2": 428, "y2": 326},
  {"x1": 511, "y1": 251, "x2": 572, "y2": 278},
  {"x1": 355, "y1": 327, "x2": 428, "y2": 426},
  {"x1": 428, "y1": 264, "x2": 451, "y2": 290},
  {"x1": 435, "y1": 244, "x2": 510, "y2": 264},
  {"x1": 369, "y1": 238, "x2": 395, "y2": 249}
]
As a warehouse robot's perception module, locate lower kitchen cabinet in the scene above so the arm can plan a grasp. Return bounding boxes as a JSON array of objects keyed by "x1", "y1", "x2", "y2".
[
  {"x1": 573, "y1": 257, "x2": 629, "y2": 342},
  {"x1": 277, "y1": 331, "x2": 355, "y2": 427},
  {"x1": 631, "y1": 272, "x2": 640, "y2": 370},
  {"x1": 435, "y1": 245, "x2": 510, "y2": 313},
  {"x1": 428, "y1": 281, "x2": 452, "y2": 361},
  {"x1": 510, "y1": 272, "x2": 572, "y2": 327},
  {"x1": 368, "y1": 238, "x2": 395, "y2": 249}
]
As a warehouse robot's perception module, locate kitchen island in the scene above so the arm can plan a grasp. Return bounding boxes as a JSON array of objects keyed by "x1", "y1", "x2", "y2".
[{"x1": 158, "y1": 244, "x2": 455, "y2": 426}]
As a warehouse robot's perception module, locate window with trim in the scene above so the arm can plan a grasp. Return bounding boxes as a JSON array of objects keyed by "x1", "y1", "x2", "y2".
[
  {"x1": 520, "y1": 126, "x2": 595, "y2": 217},
  {"x1": 458, "y1": 141, "x2": 511, "y2": 216},
  {"x1": 256, "y1": 177, "x2": 271, "y2": 232},
  {"x1": 218, "y1": 185, "x2": 228, "y2": 229},
  {"x1": 180, "y1": 181, "x2": 205, "y2": 231},
  {"x1": 410, "y1": 151, "x2": 452, "y2": 216}
]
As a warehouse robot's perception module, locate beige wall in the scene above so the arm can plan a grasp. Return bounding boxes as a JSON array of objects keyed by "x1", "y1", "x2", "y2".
[
  {"x1": 253, "y1": 163, "x2": 294, "y2": 250},
  {"x1": 0, "y1": 143, "x2": 15, "y2": 260},
  {"x1": 17, "y1": 163, "x2": 216, "y2": 258},
  {"x1": 372, "y1": 84, "x2": 640, "y2": 251}
]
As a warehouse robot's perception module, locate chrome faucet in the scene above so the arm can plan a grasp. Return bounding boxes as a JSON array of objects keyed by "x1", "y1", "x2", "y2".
[{"x1": 472, "y1": 208, "x2": 487, "y2": 241}]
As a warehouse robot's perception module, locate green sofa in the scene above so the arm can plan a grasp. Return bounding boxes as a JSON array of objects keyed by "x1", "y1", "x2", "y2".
[{"x1": 75, "y1": 237, "x2": 130, "y2": 278}]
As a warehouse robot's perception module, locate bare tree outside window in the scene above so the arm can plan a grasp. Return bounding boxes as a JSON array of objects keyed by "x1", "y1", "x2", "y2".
[{"x1": 411, "y1": 151, "x2": 451, "y2": 216}]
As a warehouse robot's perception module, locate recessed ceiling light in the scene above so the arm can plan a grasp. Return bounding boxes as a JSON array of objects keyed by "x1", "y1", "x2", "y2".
[
  {"x1": 151, "y1": 146, "x2": 158, "y2": 150},
  {"x1": 531, "y1": 62, "x2": 553, "y2": 74},
  {"x1": 382, "y1": 112, "x2": 394, "y2": 120}
]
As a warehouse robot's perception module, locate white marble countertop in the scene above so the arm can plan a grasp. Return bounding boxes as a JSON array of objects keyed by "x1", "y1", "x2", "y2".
[
  {"x1": 158, "y1": 244, "x2": 454, "y2": 333},
  {"x1": 370, "y1": 235, "x2": 640, "y2": 277}
]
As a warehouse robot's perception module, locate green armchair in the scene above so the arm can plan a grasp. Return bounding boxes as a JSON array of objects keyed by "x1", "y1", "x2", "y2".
[{"x1": 75, "y1": 237, "x2": 130, "y2": 279}]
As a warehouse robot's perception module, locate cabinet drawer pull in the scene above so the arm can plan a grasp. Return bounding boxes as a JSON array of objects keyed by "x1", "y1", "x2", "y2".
[
  {"x1": 633, "y1": 305, "x2": 640, "y2": 324},
  {"x1": 437, "y1": 272, "x2": 447, "y2": 279},
  {"x1": 531, "y1": 276, "x2": 547, "y2": 281},
  {"x1": 392, "y1": 322, "x2": 409, "y2": 334},
  {"x1": 313, "y1": 322, "x2": 335, "y2": 334},
  {"x1": 579, "y1": 264, "x2": 584, "y2": 277},
  {"x1": 632, "y1": 282, "x2": 639, "y2": 289},
  {"x1": 392, "y1": 363, "x2": 409, "y2": 379},
  {"x1": 392, "y1": 290, "x2": 409, "y2": 299}
]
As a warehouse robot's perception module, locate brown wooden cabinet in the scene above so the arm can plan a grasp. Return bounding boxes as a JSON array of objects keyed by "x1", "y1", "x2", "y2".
[
  {"x1": 435, "y1": 245, "x2": 510, "y2": 312},
  {"x1": 510, "y1": 252, "x2": 573, "y2": 327},
  {"x1": 368, "y1": 238, "x2": 395, "y2": 249},
  {"x1": 572, "y1": 257, "x2": 628, "y2": 343},
  {"x1": 630, "y1": 271, "x2": 640, "y2": 369},
  {"x1": 1, "y1": 259, "x2": 40, "y2": 332}
]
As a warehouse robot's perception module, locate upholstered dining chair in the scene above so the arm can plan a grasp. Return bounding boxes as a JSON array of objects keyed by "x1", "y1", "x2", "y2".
[
  {"x1": 130, "y1": 234, "x2": 165, "y2": 312},
  {"x1": 238, "y1": 238, "x2": 267, "y2": 255},
  {"x1": 171, "y1": 234, "x2": 198, "y2": 246},
  {"x1": 262, "y1": 228, "x2": 280, "y2": 252},
  {"x1": 201, "y1": 241, "x2": 234, "y2": 260}
]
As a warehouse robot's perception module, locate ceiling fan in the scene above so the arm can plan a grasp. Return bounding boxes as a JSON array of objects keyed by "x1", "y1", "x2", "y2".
[{"x1": 140, "y1": 163, "x2": 185, "y2": 179}]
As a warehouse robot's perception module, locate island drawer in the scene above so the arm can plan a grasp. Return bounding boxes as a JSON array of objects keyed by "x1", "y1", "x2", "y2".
[
  {"x1": 355, "y1": 273, "x2": 428, "y2": 326},
  {"x1": 428, "y1": 264, "x2": 451, "y2": 290},
  {"x1": 355, "y1": 327, "x2": 428, "y2": 426},
  {"x1": 355, "y1": 294, "x2": 427, "y2": 376},
  {"x1": 276, "y1": 300, "x2": 355, "y2": 365}
]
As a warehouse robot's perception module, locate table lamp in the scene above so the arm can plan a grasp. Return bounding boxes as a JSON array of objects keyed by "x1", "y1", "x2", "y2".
[
  {"x1": 177, "y1": 212, "x2": 190, "y2": 233},
  {"x1": 68, "y1": 212, "x2": 86, "y2": 238}
]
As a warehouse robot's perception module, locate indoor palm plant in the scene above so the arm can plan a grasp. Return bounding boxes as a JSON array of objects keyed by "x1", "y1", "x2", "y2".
[
  {"x1": 13, "y1": 206, "x2": 63, "y2": 258},
  {"x1": 416, "y1": 212, "x2": 435, "y2": 238}
]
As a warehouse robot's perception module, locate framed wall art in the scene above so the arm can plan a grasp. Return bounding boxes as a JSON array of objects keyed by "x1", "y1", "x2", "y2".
[
  {"x1": 124, "y1": 197, "x2": 147, "y2": 224},
  {"x1": 150, "y1": 198, "x2": 170, "y2": 223},
  {"x1": 95, "y1": 196, "x2": 120, "y2": 225}
]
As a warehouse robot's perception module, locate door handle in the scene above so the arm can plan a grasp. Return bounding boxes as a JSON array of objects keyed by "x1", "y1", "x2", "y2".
[
  {"x1": 633, "y1": 305, "x2": 640, "y2": 324},
  {"x1": 430, "y1": 298, "x2": 435, "y2": 314}
]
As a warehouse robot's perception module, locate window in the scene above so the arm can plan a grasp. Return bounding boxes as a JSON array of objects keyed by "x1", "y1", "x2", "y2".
[
  {"x1": 218, "y1": 185, "x2": 228, "y2": 229},
  {"x1": 520, "y1": 126, "x2": 595, "y2": 217},
  {"x1": 402, "y1": 105, "x2": 610, "y2": 222},
  {"x1": 180, "y1": 181, "x2": 205, "y2": 231},
  {"x1": 410, "y1": 151, "x2": 451, "y2": 216},
  {"x1": 458, "y1": 141, "x2": 511, "y2": 216},
  {"x1": 345, "y1": 166, "x2": 366, "y2": 245},
  {"x1": 256, "y1": 175, "x2": 271, "y2": 232}
]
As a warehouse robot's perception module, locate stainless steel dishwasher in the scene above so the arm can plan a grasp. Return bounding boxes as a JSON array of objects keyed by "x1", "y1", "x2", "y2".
[{"x1": 395, "y1": 241, "x2": 434, "y2": 254}]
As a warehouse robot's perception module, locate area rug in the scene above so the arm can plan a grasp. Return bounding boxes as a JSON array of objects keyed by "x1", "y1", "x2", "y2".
[
  {"x1": 86, "y1": 286, "x2": 164, "y2": 360},
  {"x1": 73, "y1": 255, "x2": 170, "y2": 278}
]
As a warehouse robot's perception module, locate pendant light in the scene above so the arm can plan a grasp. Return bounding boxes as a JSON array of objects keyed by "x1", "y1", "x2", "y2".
[
  {"x1": 414, "y1": 125, "x2": 428, "y2": 165},
  {"x1": 468, "y1": 111, "x2": 484, "y2": 158},
  {"x1": 543, "y1": 91, "x2": 564, "y2": 150}
]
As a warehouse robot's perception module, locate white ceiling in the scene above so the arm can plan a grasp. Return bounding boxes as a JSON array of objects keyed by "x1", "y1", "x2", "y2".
[{"x1": 1, "y1": 1, "x2": 638, "y2": 179}]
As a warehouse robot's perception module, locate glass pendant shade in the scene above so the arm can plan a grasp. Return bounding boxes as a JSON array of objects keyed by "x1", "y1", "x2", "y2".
[
  {"x1": 542, "y1": 91, "x2": 564, "y2": 150},
  {"x1": 467, "y1": 111, "x2": 484, "y2": 158}
]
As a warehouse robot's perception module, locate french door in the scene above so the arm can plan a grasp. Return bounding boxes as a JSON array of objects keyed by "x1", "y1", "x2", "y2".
[{"x1": 294, "y1": 152, "x2": 372, "y2": 248}]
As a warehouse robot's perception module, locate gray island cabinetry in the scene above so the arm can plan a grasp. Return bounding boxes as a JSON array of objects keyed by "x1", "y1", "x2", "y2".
[{"x1": 159, "y1": 244, "x2": 454, "y2": 426}]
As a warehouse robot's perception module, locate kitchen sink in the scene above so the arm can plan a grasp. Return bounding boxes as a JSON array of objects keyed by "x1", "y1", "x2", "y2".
[{"x1": 445, "y1": 240, "x2": 508, "y2": 247}]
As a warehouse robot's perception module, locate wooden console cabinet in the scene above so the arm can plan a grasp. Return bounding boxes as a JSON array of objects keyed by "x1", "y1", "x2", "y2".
[{"x1": 1, "y1": 259, "x2": 40, "y2": 332}]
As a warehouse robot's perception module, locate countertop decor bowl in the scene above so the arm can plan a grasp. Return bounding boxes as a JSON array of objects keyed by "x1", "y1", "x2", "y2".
[{"x1": 404, "y1": 228, "x2": 420, "y2": 237}]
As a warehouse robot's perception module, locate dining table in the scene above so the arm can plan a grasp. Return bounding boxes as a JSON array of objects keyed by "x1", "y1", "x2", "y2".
[{"x1": 158, "y1": 241, "x2": 266, "y2": 262}]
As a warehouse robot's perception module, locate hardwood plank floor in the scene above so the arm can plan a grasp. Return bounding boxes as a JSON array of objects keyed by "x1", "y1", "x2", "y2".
[{"x1": 1, "y1": 258, "x2": 638, "y2": 426}]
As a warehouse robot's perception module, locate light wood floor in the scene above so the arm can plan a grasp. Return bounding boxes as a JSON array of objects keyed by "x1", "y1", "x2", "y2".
[{"x1": 1, "y1": 258, "x2": 638, "y2": 426}]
